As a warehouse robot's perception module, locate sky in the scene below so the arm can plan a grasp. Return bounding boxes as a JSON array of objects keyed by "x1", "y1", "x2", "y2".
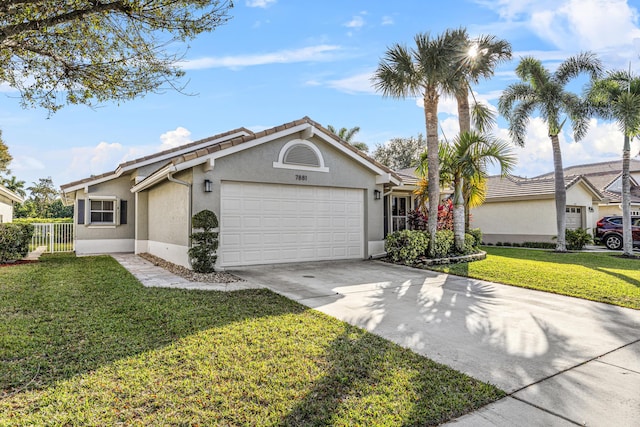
[{"x1": 4, "y1": 0, "x2": 640, "y2": 191}]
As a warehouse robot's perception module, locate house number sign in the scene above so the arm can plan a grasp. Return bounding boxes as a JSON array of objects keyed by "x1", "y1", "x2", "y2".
[{"x1": 295, "y1": 174, "x2": 308, "y2": 181}]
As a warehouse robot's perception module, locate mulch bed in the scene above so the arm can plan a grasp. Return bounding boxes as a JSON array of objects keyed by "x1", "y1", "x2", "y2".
[{"x1": 0, "y1": 260, "x2": 39, "y2": 268}]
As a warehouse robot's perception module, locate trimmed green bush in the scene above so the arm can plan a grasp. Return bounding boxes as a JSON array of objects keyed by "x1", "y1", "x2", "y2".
[
  {"x1": 13, "y1": 217, "x2": 73, "y2": 224},
  {"x1": 467, "y1": 228, "x2": 482, "y2": 247},
  {"x1": 433, "y1": 229, "x2": 454, "y2": 258},
  {"x1": 0, "y1": 223, "x2": 34, "y2": 262},
  {"x1": 385, "y1": 230, "x2": 429, "y2": 264},
  {"x1": 188, "y1": 210, "x2": 219, "y2": 273},
  {"x1": 463, "y1": 233, "x2": 477, "y2": 255}
]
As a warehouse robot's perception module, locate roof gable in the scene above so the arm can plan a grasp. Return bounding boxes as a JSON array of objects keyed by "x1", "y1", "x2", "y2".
[{"x1": 0, "y1": 184, "x2": 24, "y2": 204}]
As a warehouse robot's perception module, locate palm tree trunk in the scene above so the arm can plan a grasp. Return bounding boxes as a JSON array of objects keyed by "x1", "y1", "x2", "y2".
[
  {"x1": 424, "y1": 90, "x2": 440, "y2": 257},
  {"x1": 453, "y1": 173, "x2": 465, "y2": 252},
  {"x1": 456, "y1": 91, "x2": 472, "y2": 235},
  {"x1": 622, "y1": 134, "x2": 632, "y2": 256},
  {"x1": 550, "y1": 134, "x2": 567, "y2": 251}
]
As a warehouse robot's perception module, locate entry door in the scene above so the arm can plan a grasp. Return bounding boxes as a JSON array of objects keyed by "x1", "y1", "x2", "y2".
[{"x1": 219, "y1": 182, "x2": 364, "y2": 266}]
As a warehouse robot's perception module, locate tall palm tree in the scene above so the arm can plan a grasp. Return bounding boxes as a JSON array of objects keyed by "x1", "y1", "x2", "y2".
[
  {"x1": 499, "y1": 53, "x2": 602, "y2": 251},
  {"x1": 420, "y1": 132, "x2": 515, "y2": 251},
  {"x1": 588, "y1": 70, "x2": 640, "y2": 256},
  {"x1": 2, "y1": 175, "x2": 26, "y2": 198},
  {"x1": 373, "y1": 30, "x2": 459, "y2": 255}
]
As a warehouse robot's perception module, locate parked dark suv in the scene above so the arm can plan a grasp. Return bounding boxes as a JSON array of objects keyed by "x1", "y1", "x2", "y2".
[{"x1": 595, "y1": 215, "x2": 640, "y2": 250}]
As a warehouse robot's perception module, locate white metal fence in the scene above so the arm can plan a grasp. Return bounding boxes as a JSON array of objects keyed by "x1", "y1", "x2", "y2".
[{"x1": 31, "y1": 223, "x2": 74, "y2": 253}]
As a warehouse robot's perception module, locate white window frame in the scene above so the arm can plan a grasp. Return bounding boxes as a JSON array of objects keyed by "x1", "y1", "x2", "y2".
[
  {"x1": 391, "y1": 195, "x2": 411, "y2": 232},
  {"x1": 273, "y1": 139, "x2": 329, "y2": 173},
  {"x1": 86, "y1": 196, "x2": 119, "y2": 227}
]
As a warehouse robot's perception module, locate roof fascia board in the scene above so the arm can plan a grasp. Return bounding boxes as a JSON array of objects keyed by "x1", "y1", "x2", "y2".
[
  {"x1": 115, "y1": 130, "x2": 252, "y2": 175},
  {"x1": 0, "y1": 186, "x2": 24, "y2": 203},
  {"x1": 62, "y1": 172, "x2": 120, "y2": 193},
  {"x1": 130, "y1": 164, "x2": 174, "y2": 193},
  {"x1": 311, "y1": 128, "x2": 401, "y2": 185}
]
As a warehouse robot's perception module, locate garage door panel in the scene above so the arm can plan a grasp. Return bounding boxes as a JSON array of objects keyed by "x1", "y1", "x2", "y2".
[{"x1": 220, "y1": 182, "x2": 363, "y2": 267}]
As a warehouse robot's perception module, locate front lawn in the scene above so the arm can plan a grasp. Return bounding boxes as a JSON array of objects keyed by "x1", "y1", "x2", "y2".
[
  {"x1": 0, "y1": 254, "x2": 504, "y2": 426},
  {"x1": 430, "y1": 247, "x2": 640, "y2": 309}
]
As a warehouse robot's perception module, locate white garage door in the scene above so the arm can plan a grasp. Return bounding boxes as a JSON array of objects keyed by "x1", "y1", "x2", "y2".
[
  {"x1": 220, "y1": 182, "x2": 364, "y2": 267},
  {"x1": 566, "y1": 206, "x2": 583, "y2": 230}
]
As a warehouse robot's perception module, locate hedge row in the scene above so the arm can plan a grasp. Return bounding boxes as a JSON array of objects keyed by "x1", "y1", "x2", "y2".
[
  {"x1": 0, "y1": 223, "x2": 34, "y2": 262},
  {"x1": 385, "y1": 229, "x2": 482, "y2": 264}
]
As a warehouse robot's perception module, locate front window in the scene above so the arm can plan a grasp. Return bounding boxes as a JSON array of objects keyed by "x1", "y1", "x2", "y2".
[
  {"x1": 392, "y1": 196, "x2": 410, "y2": 231},
  {"x1": 90, "y1": 200, "x2": 115, "y2": 224}
]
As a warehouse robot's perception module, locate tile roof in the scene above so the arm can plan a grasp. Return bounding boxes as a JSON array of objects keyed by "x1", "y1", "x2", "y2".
[
  {"x1": 535, "y1": 158, "x2": 640, "y2": 178},
  {"x1": 61, "y1": 126, "x2": 253, "y2": 190},
  {"x1": 62, "y1": 117, "x2": 400, "y2": 191},
  {"x1": 484, "y1": 174, "x2": 602, "y2": 200}
]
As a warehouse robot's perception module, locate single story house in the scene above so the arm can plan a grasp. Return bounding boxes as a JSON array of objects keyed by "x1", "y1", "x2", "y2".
[
  {"x1": 470, "y1": 159, "x2": 640, "y2": 244},
  {"x1": 61, "y1": 117, "x2": 422, "y2": 268},
  {"x1": 0, "y1": 184, "x2": 24, "y2": 223}
]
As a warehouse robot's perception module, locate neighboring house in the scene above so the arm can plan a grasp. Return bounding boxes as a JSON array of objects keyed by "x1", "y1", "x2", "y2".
[
  {"x1": 0, "y1": 184, "x2": 24, "y2": 223},
  {"x1": 470, "y1": 159, "x2": 640, "y2": 244},
  {"x1": 61, "y1": 117, "x2": 406, "y2": 268}
]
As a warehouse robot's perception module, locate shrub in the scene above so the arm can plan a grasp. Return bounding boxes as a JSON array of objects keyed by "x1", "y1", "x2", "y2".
[
  {"x1": 0, "y1": 223, "x2": 34, "y2": 262},
  {"x1": 433, "y1": 229, "x2": 454, "y2": 258},
  {"x1": 463, "y1": 233, "x2": 478, "y2": 255},
  {"x1": 564, "y1": 228, "x2": 593, "y2": 250},
  {"x1": 407, "y1": 210, "x2": 428, "y2": 231},
  {"x1": 467, "y1": 228, "x2": 482, "y2": 248},
  {"x1": 13, "y1": 217, "x2": 73, "y2": 224},
  {"x1": 521, "y1": 242, "x2": 556, "y2": 249},
  {"x1": 188, "y1": 210, "x2": 219, "y2": 273},
  {"x1": 385, "y1": 230, "x2": 429, "y2": 264}
]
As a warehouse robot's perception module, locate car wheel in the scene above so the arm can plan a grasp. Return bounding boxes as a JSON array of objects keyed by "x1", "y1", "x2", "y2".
[{"x1": 604, "y1": 234, "x2": 623, "y2": 250}]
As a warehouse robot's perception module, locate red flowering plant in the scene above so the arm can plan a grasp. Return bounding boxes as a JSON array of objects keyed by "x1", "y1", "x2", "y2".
[{"x1": 408, "y1": 199, "x2": 453, "y2": 231}]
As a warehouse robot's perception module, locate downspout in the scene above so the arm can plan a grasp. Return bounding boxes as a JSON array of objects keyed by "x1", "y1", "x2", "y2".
[{"x1": 167, "y1": 171, "x2": 193, "y2": 265}]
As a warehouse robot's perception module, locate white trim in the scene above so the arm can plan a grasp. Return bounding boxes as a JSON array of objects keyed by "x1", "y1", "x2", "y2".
[
  {"x1": 62, "y1": 130, "x2": 253, "y2": 193},
  {"x1": 273, "y1": 139, "x2": 329, "y2": 173},
  {"x1": 0, "y1": 185, "x2": 24, "y2": 204},
  {"x1": 135, "y1": 239, "x2": 149, "y2": 254},
  {"x1": 147, "y1": 240, "x2": 190, "y2": 269},
  {"x1": 75, "y1": 239, "x2": 134, "y2": 254},
  {"x1": 368, "y1": 240, "x2": 386, "y2": 258}
]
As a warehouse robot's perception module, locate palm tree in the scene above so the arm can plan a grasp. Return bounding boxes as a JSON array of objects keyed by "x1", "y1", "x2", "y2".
[
  {"x1": 373, "y1": 30, "x2": 460, "y2": 255},
  {"x1": 588, "y1": 70, "x2": 640, "y2": 256},
  {"x1": 327, "y1": 125, "x2": 368, "y2": 152},
  {"x1": 2, "y1": 175, "x2": 26, "y2": 198},
  {"x1": 499, "y1": 53, "x2": 602, "y2": 251},
  {"x1": 419, "y1": 132, "x2": 515, "y2": 251}
]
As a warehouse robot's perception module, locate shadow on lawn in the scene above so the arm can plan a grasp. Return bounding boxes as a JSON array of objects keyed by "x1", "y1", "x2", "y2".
[{"x1": 0, "y1": 254, "x2": 304, "y2": 397}]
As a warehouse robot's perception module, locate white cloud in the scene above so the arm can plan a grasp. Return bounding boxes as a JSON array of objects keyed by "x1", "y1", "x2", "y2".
[
  {"x1": 327, "y1": 72, "x2": 376, "y2": 94},
  {"x1": 9, "y1": 155, "x2": 46, "y2": 172},
  {"x1": 181, "y1": 45, "x2": 341, "y2": 70},
  {"x1": 344, "y1": 15, "x2": 365, "y2": 29},
  {"x1": 381, "y1": 16, "x2": 395, "y2": 26},
  {"x1": 69, "y1": 142, "x2": 130, "y2": 177},
  {"x1": 159, "y1": 127, "x2": 192, "y2": 151},
  {"x1": 246, "y1": 0, "x2": 276, "y2": 8}
]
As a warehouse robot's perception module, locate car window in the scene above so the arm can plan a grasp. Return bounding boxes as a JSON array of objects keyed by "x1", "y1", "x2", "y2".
[
  {"x1": 633, "y1": 218, "x2": 640, "y2": 227},
  {"x1": 609, "y1": 218, "x2": 623, "y2": 225}
]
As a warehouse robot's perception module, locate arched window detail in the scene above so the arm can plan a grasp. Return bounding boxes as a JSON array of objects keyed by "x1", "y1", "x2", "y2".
[{"x1": 273, "y1": 139, "x2": 329, "y2": 173}]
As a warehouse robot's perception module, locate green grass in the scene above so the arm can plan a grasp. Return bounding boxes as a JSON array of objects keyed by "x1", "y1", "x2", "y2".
[
  {"x1": 430, "y1": 247, "x2": 640, "y2": 309},
  {"x1": 0, "y1": 254, "x2": 504, "y2": 426}
]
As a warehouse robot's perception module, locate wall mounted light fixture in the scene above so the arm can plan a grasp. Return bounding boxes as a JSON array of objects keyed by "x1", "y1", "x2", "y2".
[
  {"x1": 204, "y1": 179, "x2": 212, "y2": 193},
  {"x1": 373, "y1": 189, "x2": 381, "y2": 200}
]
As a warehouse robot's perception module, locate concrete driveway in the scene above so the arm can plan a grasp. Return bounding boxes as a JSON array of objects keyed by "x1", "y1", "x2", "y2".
[{"x1": 231, "y1": 260, "x2": 640, "y2": 426}]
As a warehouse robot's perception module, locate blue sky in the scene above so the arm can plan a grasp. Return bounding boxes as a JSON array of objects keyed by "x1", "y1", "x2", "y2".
[{"x1": 4, "y1": 0, "x2": 640, "y2": 189}]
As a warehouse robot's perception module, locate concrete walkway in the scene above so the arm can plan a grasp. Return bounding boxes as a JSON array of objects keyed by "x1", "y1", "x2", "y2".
[
  {"x1": 230, "y1": 260, "x2": 640, "y2": 427},
  {"x1": 111, "y1": 253, "x2": 262, "y2": 291}
]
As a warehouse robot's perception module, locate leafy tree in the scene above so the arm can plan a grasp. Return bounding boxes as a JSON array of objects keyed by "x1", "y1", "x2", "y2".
[
  {"x1": 0, "y1": 130, "x2": 12, "y2": 175},
  {"x1": 588, "y1": 70, "x2": 640, "y2": 256},
  {"x1": 188, "y1": 210, "x2": 219, "y2": 273},
  {"x1": 327, "y1": 125, "x2": 368, "y2": 152},
  {"x1": 2, "y1": 175, "x2": 26, "y2": 198},
  {"x1": 499, "y1": 53, "x2": 602, "y2": 251},
  {"x1": 47, "y1": 199, "x2": 74, "y2": 219},
  {"x1": 0, "y1": 0, "x2": 233, "y2": 112},
  {"x1": 13, "y1": 200, "x2": 37, "y2": 218},
  {"x1": 373, "y1": 30, "x2": 461, "y2": 256},
  {"x1": 27, "y1": 177, "x2": 59, "y2": 217},
  {"x1": 372, "y1": 135, "x2": 426, "y2": 170}
]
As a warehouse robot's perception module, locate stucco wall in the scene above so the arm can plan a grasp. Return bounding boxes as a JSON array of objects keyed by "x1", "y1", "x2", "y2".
[
  {"x1": 471, "y1": 182, "x2": 598, "y2": 244},
  {"x1": 191, "y1": 134, "x2": 384, "y2": 250},
  {"x1": 147, "y1": 170, "x2": 192, "y2": 247},
  {"x1": 75, "y1": 175, "x2": 135, "y2": 242},
  {"x1": 0, "y1": 197, "x2": 13, "y2": 223}
]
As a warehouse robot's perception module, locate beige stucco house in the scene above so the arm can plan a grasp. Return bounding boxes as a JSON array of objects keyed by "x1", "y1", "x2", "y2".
[
  {"x1": 0, "y1": 184, "x2": 24, "y2": 223},
  {"x1": 61, "y1": 117, "x2": 421, "y2": 269},
  {"x1": 471, "y1": 159, "x2": 640, "y2": 244}
]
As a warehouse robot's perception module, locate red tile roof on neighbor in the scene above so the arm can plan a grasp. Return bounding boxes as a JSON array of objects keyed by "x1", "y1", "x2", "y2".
[{"x1": 62, "y1": 117, "x2": 401, "y2": 191}]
